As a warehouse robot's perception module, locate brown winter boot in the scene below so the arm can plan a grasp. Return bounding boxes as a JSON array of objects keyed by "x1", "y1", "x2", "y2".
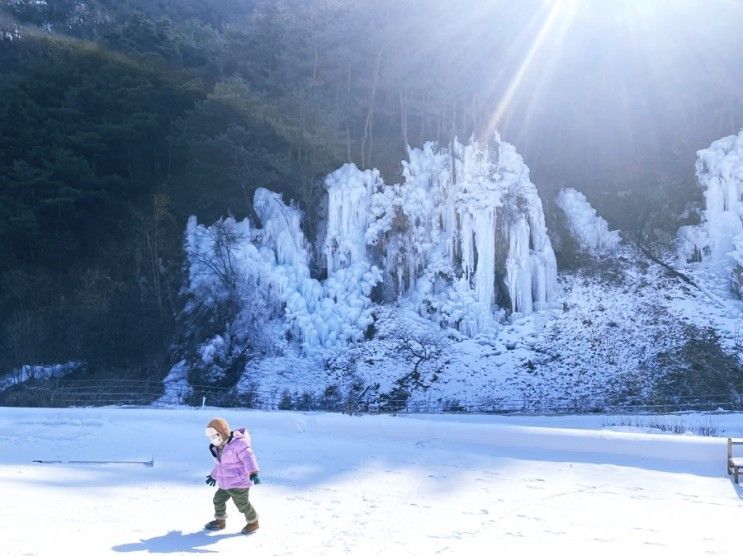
[
  {"x1": 241, "y1": 520, "x2": 259, "y2": 535},
  {"x1": 205, "y1": 519, "x2": 226, "y2": 530}
]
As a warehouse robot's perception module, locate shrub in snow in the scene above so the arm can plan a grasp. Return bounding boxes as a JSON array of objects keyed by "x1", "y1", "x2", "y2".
[
  {"x1": 677, "y1": 129, "x2": 743, "y2": 297},
  {"x1": 555, "y1": 187, "x2": 621, "y2": 254}
]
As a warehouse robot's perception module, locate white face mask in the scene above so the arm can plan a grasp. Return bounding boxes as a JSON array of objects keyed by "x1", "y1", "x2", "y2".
[{"x1": 205, "y1": 427, "x2": 223, "y2": 447}]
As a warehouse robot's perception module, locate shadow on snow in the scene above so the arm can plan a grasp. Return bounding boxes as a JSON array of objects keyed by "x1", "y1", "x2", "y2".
[{"x1": 112, "y1": 530, "x2": 243, "y2": 554}]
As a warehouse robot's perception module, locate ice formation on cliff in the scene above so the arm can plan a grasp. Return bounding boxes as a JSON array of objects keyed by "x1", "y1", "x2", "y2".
[
  {"x1": 184, "y1": 189, "x2": 380, "y2": 352},
  {"x1": 324, "y1": 164, "x2": 382, "y2": 274},
  {"x1": 363, "y1": 139, "x2": 558, "y2": 335},
  {"x1": 677, "y1": 129, "x2": 743, "y2": 297},
  {"x1": 185, "y1": 137, "x2": 558, "y2": 352},
  {"x1": 556, "y1": 187, "x2": 621, "y2": 254}
]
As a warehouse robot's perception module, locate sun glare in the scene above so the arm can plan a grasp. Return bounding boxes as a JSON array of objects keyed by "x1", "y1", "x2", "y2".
[{"x1": 481, "y1": 0, "x2": 578, "y2": 141}]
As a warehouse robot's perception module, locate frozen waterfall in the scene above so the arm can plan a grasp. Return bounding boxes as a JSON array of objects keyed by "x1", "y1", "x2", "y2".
[
  {"x1": 677, "y1": 129, "x2": 743, "y2": 297},
  {"x1": 556, "y1": 187, "x2": 621, "y2": 254},
  {"x1": 358, "y1": 137, "x2": 558, "y2": 333},
  {"x1": 324, "y1": 164, "x2": 381, "y2": 274},
  {"x1": 185, "y1": 137, "x2": 558, "y2": 353},
  {"x1": 184, "y1": 188, "x2": 379, "y2": 352}
]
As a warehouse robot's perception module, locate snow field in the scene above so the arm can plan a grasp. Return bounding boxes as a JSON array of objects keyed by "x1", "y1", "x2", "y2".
[{"x1": 0, "y1": 407, "x2": 742, "y2": 555}]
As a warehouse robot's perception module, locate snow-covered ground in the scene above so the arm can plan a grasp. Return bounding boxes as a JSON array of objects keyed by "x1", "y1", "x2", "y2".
[
  {"x1": 231, "y1": 241, "x2": 743, "y2": 412},
  {"x1": 2, "y1": 407, "x2": 742, "y2": 555}
]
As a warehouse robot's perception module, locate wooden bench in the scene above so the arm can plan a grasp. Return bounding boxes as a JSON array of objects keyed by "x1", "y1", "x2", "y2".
[{"x1": 728, "y1": 438, "x2": 743, "y2": 484}]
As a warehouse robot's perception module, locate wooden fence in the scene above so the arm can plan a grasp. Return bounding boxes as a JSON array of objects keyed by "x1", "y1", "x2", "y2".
[{"x1": 1, "y1": 378, "x2": 742, "y2": 415}]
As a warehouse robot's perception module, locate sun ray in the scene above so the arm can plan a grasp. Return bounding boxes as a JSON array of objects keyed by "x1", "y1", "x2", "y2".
[
  {"x1": 480, "y1": 0, "x2": 576, "y2": 142},
  {"x1": 514, "y1": 0, "x2": 578, "y2": 142}
]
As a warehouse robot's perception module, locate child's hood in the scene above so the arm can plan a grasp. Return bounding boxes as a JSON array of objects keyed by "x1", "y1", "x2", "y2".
[{"x1": 231, "y1": 427, "x2": 250, "y2": 444}]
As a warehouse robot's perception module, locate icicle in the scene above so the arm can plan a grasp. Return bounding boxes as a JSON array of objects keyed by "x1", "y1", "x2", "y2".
[
  {"x1": 253, "y1": 188, "x2": 309, "y2": 269},
  {"x1": 460, "y1": 210, "x2": 475, "y2": 280},
  {"x1": 506, "y1": 216, "x2": 534, "y2": 314},
  {"x1": 472, "y1": 207, "x2": 497, "y2": 317},
  {"x1": 555, "y1": 188, "x2": 621, "y2": 254},
  {"x1": 682, "y1": 130, "x2": 743, "y2": 270},
  {"x1": 324, "y1": 163, "x2": 380, "y2": 273},
  {"x1": 367, "y1": 136, "x2": 558, "y2": 333},
  {"x1": 187, "y1": 136, "x2": 559, "y2": 356}
]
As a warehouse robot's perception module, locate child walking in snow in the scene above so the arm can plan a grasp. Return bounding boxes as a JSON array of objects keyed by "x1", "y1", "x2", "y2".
[{"x1": 203, "y1": 417, "x2": 261, "y2": 534}]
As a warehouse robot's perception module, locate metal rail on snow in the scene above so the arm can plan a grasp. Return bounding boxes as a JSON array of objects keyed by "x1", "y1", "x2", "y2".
[{"x1": 33, "y1": 457, "x2": 154, "y2": 467}]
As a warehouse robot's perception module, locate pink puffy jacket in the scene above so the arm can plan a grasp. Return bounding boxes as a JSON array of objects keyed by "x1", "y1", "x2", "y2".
[{"x1": 209, "y1": 428, "x2": 260, "y2": 490}]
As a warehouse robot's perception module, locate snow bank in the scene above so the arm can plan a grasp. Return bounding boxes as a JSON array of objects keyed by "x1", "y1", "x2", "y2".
[
  {"x1": 0, "y1": 361, "x2": 81, "y2": 393},
  {"x1": 156, "y1": 360, "x2": 191, "y2": 405},
  {"x1": 556, "y1": 187, "x2": 621, "y2": 253}
]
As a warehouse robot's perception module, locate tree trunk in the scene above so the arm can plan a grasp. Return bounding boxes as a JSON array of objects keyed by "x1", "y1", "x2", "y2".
[
  {"x1": 346, "y1": 120, "x2": 352, "y2": 163},
  {"x1": 450, "y1": 100, "x2": 458, "y2": 140},
  {"x1": 361, "y1": 48, "x2": 383, "y2": 169},
  {"x1": 399, "y1": 87, "x2": 409, "y2": 151},
  {"x1": 346, "y1": 63, "x2": 353, "y2": 163}
]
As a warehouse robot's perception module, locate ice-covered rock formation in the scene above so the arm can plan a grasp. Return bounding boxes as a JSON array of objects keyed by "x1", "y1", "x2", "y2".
[
  {"x1": 556, "y1": 187, "x2": 621, "y2": 254},
  {"x1": 324, "y1": 164, "x2": 382, "y2": 274},
  {"x1": 183, "y1": 137, "x2": 557, "y2": 355},
  {"x1": 677, "y1": 129, "x2": 743, "y2": 297},
  {"x1": 184, "y1": 189, "x2": 380, "y2": 353},
  {"x1": 732, "y1": 235, "x2": 743, "y2": 296},
  {"x1": 363, "y1": 139, "x2": 558, "y2": 334}
]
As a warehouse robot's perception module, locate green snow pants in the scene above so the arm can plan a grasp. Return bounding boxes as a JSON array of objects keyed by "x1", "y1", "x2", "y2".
[{"x1": 213, "y1": 488, "x2": 258, "y2": 523}]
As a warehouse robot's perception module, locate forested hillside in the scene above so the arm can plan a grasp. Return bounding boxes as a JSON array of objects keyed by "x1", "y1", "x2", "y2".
[{"x1": 1, "y1": 0, "x2": 741, "y2": 381}]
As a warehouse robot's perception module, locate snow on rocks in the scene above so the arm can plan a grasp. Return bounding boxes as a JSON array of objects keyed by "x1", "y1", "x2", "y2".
[{"x1": 0, "y1": 361, "x2": 82, "y2": 393}]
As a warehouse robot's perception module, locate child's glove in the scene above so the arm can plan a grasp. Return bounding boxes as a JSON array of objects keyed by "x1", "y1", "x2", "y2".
[
  {"x1": 250, "y1": 472, "x2": 261, "y2": 485},
  {"x1": 205, "y1": 475, "x2": 216, "y2": 487}
]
